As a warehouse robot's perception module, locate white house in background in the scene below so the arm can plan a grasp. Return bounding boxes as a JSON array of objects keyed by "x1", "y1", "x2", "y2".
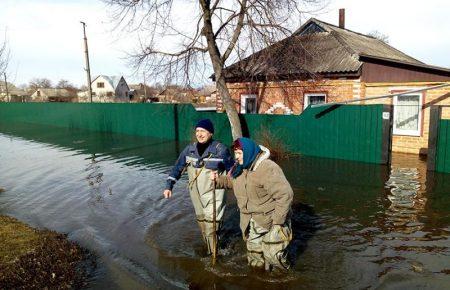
[{"x1": 87, "y1": 75, "x2": 130, "y2": 102}]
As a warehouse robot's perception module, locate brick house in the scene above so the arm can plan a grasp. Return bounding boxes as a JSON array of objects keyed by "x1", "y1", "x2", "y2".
[{"x1": 217, "y1": 16, "x2": 450, "y2": 155}]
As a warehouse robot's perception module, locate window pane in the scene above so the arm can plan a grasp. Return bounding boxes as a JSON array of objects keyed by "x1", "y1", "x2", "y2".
[
  {"x1": 309, "y1": 95, "x2": 325, "y2": 105},
  {"x1": 395, "y1": 95, "x2": 420, "y2": 131},
  {"x1": 246, "y1": 98, "x2": 256, "y2": 113}
]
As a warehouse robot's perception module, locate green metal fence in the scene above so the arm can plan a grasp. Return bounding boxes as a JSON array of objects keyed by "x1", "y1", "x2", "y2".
[
  {"x1": 428, "y1": 106, "x2": 450, "y2": 173},
  {"x1": 0, "y1": 102, "x2": 389, "y2": 164},
  {"x1": 435, "y1": 120, "x2": 450, "y2": 173}
]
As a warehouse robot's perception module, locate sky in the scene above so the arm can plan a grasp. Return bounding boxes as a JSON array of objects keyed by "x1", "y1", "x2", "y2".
[{"x1": 1, "y1": 0, "x2": 449, "y2": 88}]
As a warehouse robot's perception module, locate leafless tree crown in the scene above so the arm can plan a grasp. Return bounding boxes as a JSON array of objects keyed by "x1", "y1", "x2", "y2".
[
  {"x1": 0, "y1": 32, "x2": 10, "y2": 75},
  {"x1": 368, "y1": 30, "x2": 389, "y2": 44},
  {"x1": 103, "y1": 0, "x2": 326, "y2": 85},
  {"x1": 28, "y1": 78, "x2": 53, "y2": 90}
]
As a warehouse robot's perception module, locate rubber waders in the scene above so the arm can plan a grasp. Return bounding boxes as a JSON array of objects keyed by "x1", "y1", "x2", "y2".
[{"x1": 212, "y1": 180, "x2": 217, "y2": 265}]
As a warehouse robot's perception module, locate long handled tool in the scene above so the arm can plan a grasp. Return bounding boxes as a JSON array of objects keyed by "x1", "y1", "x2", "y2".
[{"x1": 212, "y1": 179, "x2": 217, "y2": 265}]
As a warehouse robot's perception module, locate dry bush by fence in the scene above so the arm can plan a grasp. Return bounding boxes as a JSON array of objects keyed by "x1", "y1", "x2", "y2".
[{"x1": 255, "y1": 126, "x2": 298, "y2": 162}]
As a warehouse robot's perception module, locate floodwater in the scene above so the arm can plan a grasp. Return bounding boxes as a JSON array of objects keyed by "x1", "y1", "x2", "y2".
[{"x1": 0, "y1": 122, "x2": 449, "y2": 289}]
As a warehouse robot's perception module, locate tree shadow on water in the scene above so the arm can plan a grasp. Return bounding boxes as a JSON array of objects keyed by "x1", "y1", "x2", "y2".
[
  {"x1": 287, "y1": 202, "x2": 320, "y2": 268},
  {"x1": 219, "y1": 202, "x2": 242, "y2": 252}
]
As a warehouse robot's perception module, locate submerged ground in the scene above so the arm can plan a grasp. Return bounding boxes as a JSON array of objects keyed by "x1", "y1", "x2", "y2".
[{"x1": 0, "y1": 122, "x2": 449, "y2": 289}]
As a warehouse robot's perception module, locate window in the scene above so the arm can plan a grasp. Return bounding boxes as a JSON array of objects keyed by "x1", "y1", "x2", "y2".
[
  {"x1": 393, "y1": 93, "x2": 422, "y2": 136},
  {"x1": 97, "y1": 82, "x2": 104, "y2": 88},
  {"x1": 241, "y1": 94, "x2": 257, "y2": 114},
  {"x1": 304, "y1": 93, "x2": 326, "y2": 109}
]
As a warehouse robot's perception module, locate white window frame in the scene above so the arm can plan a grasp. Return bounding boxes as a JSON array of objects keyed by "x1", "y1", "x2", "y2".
[
  {"x1": 240, "y1": 94, "x2": 257, "y2": 114},
  {"x1": 304, "y1": 93, "x2": 327, "y2": 109},
  {"x1": 393, "y1": 92, "x2": 423, "y2": 136}
]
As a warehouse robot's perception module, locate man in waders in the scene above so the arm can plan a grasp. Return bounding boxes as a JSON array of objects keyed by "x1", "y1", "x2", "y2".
[{"x1": 163, "y1": 119, "x2": 233, "y2": 256}]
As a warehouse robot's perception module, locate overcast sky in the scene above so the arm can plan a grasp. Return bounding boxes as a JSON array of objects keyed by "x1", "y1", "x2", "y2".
[{"x1": 1, "y1": 0, "x2": 449, "y2": 87}]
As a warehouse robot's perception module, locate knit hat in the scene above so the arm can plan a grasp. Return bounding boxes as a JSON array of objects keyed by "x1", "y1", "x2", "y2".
[{"x1": 195, "y1": 119, "x2": 214, "y2": 133}]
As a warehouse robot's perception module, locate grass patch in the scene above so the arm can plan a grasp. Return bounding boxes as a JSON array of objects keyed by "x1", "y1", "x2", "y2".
[{"x1": 0, "y1": 215, "x2": 95, "y2": 288}]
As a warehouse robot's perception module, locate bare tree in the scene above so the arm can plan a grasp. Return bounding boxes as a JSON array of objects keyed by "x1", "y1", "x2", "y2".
[
  {"x1": 0, "y1": 33, "x2": 9, "y2": 76},
  {"x1": 103, "y1": 0, "x2": 325, "y2": 139},
  {"x1": 28, "y1": 78, "x2": 53, "y2": 90},
  {"x1": 56, "y1": 79, "x2": 79, "y2": 94},
  {"x1": 0, "y1": 31, "x2": 11, "y2": 101},
  {"x1": 368, "y1": 30, "x2": 389, "y2": 44}
]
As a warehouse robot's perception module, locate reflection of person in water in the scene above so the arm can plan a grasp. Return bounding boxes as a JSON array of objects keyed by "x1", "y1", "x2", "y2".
[
  {"x1": 212, "y1": 137, "x2": 293, "y2": 271},
  {"x1": 86, "y1": 153, "x2": 104, "y2": 203},
  {"x1": 163, "y1": 119, "x2": 233, "y2": 256}
]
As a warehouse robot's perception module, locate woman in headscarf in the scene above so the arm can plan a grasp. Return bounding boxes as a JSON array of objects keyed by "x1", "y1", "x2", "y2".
[{"x1": 212, "y1": 137, "x2": 293, "y2": 271}]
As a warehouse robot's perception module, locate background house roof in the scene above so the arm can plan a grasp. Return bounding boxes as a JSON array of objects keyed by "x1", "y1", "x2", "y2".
[
  {"x1": 93, "y1": 75, "x2": 124, "y2": 89},
  {"x1": 37, "y1": 88, "x2": 72, "y2": 97},
  {"x1": 221, "y1": 18, "x2": 448, "y2": 81}
]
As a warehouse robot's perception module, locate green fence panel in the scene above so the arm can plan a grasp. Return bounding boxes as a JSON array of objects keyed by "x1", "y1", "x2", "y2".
[
  {"x1": 436, "y1": 120, "x2": 450, "y2": 173},
  {"x1": 0, "y1": 103, "x2": 179, "y2": 139},
  {"x1": 0, "y1": 102, "x2": 385, "y2": 164},
  {"x1": 294, "y1": 105, "x2": 383, "y2": 163}
]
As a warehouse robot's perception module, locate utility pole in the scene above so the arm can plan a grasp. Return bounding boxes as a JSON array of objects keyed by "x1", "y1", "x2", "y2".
[
  {"x1": 80, "y1": 21, "x2": 92, "y2": 102},
  {"x1": 3, "y1": 72, "x2": 9, "y2": 102}
]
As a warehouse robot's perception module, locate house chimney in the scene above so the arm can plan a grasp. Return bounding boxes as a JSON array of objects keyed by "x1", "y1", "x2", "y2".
[{"x1": 339, "y1": 8, "x2": 345, "y2": 29}]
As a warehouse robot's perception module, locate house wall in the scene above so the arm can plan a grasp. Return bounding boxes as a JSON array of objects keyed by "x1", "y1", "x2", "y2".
[
  {"x1": 92, "y1": 76, "x2": 115, "y2": 101},
  {"x1": 361, "y1": 62, "x2": 450, "y2": 83},
  {"x1": 363, "y1": 82, "x2": 450, "y2": 155},
  {"x1": 91, "y1": 77, "x2": 130, "y2": 102},
  {"x1": 115, "y1": 78, "x2": 130, "y2": 99},
  {"x1": 30, "y1": 91, "x2": 47, "y2": 102},
  {"x1": 224, "y1": 79, "x2": 359, "y2": 115},
  {"x1": 224, "y1": 79, "x2": 450, "y2": 155}
]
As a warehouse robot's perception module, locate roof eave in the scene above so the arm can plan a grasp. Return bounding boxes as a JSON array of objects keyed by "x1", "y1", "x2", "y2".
[
  {"x1": 224, "y1": 71, "x2": 361, "y2": 83},
  {"x1": 359, "y1": 54, "x2": 450, "y2": 76}
]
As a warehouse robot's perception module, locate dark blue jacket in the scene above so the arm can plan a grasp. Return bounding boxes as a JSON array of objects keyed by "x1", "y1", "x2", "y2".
[{"x1": 165, "y1": 140, "x2": 233, "y2": 190}]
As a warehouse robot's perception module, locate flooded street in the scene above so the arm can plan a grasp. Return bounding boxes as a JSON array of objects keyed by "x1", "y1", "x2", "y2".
[{"x1": 0, "y1": 123, "x2": 449, "y2": 289}]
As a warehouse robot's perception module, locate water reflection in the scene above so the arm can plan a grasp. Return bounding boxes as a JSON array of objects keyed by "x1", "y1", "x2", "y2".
[
  {"x1": 385, "y1": 167, "x2": 426, "y2": 232},
  {"x1": 85, "y1": 153, "x2": 111, "y2": 204},
  {"x1": 0, "y1": 122, "x2": 449, "y2": 289}
]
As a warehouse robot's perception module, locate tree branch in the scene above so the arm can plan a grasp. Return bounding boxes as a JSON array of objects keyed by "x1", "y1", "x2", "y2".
[{"x1": 221, "y1": 0, "x2": 247, "y2": 63}]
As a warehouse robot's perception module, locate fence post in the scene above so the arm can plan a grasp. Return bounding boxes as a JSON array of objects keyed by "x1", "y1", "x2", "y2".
[
  {"x1": 427, "y1": 105, "x2": 442, "y2": 171},
  {"x1": 381, "y1": 104, "x2": 393, "y2": 165}
]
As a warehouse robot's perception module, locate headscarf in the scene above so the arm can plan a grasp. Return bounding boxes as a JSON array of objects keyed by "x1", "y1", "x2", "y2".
[{"x1": 231, "y1": 137, "x2": 261, "y2": 178}]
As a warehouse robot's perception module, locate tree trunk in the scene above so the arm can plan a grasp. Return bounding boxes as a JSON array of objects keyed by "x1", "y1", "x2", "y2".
[
  {"x1": 216, "y1": 73, "x2": 242, "y2": 140},
  {"x1": 200, "y1": 0, "x2": 243, "y2": 140}
]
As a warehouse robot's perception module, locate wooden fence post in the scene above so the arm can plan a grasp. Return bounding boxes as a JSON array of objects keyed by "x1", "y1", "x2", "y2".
[
  {"x1": 427, "y1": 105, "x2": 442, "y2": 171},
  {"x1": 381, "y1": 104, "x2": 393, "y2": 165}
]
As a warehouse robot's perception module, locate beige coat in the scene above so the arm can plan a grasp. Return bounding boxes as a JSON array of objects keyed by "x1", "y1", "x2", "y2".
[{"x1": 216, "y1": 146, "x2": 293, "y2": 234}]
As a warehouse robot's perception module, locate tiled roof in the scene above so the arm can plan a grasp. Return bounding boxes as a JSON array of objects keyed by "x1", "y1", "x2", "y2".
[{"x1": 221, "y1": 18, "x2": 447, "y2": 81}]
